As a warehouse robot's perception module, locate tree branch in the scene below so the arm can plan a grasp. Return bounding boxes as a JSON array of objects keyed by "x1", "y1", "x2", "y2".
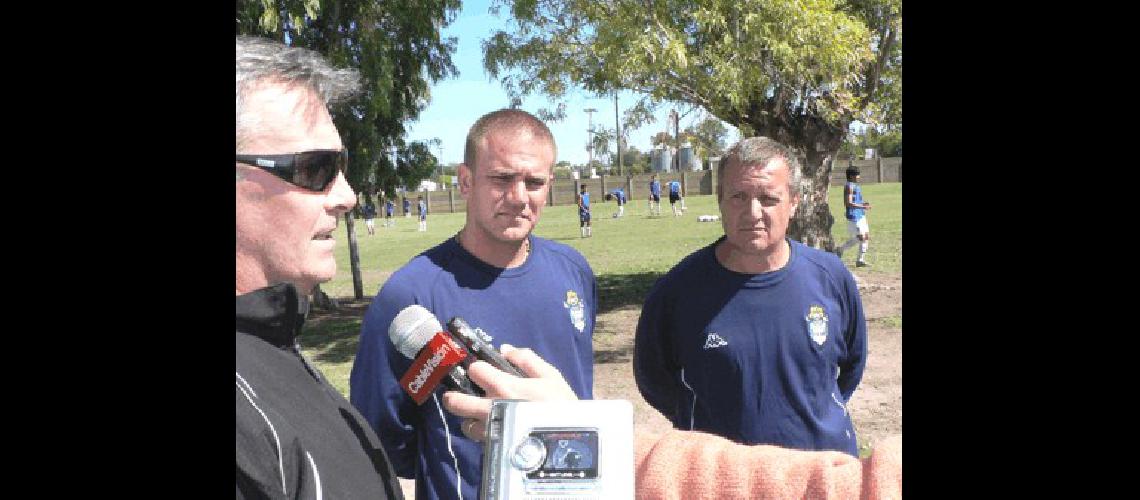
[{"x1": 863, "y1": 18, "x2": 897, "y2": 102}]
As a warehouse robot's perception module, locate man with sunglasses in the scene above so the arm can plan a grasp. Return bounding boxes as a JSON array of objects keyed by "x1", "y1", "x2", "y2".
[
  {"x1": 236, "y1": 36, "x2": 404, "y2": 499},
  {"x1": 351, "y1": 109, "x2": 596, "y2": 500}
]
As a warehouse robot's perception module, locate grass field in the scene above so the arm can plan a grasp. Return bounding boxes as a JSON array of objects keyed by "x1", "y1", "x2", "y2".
[
  {"x1": 324, "y1": 182, "x2": 901, "y2": 297},
  {"x1": 308, "y1": 182, "x2": 902, "y2": 398}
]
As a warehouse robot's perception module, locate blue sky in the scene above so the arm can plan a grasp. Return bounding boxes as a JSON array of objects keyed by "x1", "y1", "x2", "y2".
[{"x1": 404, "y1": 0, "x2": 742, "y2": 166}]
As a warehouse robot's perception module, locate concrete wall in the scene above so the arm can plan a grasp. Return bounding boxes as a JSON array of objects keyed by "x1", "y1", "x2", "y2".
[{"x1": 829, "y1": 157, "x2": 903, "y2": 186}]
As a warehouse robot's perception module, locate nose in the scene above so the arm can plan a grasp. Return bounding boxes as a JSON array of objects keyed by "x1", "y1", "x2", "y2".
[
  {"x1": 745, "y1": 197, "x2": 764, "y2": 220},
  {"x1": 326, "y1": 171, "x2": 357, "y2": 215},
  {"x1": 505, "y1": 180, "x2": 528, "y2": 206}
]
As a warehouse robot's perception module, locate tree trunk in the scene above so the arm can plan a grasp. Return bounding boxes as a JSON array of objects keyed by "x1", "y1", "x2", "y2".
[
  {"x1": 787, "y1": 149, "x2": 839, "y2": 251},
  {"x1": 311, "y1": 284, "x2": 339, "y2": 311},
  {"x1": 345, "y1": 212, "x2": 364, "y2": 300}
]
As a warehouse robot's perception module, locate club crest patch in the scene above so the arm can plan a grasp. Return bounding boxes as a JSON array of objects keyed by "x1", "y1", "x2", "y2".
[
  {"x1": 564, "y1": 290, "x2": 586, "y2": 333},
  {"x1": 806, "y1": 305, "x2": 829, "y2": 346}
]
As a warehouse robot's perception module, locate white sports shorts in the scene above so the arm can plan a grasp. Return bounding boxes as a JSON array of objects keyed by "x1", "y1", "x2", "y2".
[{"x1": 846, "y1": 217, "x2": 869, "y2": 237}]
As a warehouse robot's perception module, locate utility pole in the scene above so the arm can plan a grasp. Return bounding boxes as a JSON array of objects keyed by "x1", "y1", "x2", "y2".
[
  {"x1": 670, "y1": 108, "x2": 680, "y2": 171},
  {"x1": 584, "y1": 107, "x2": 598, "y2": 175},
  {"x1": 435, "y1": 142, "x2": 444, "y2": 176},
  {"x1": 614, "y1": 95, "x2": 622, "y2": 176}
]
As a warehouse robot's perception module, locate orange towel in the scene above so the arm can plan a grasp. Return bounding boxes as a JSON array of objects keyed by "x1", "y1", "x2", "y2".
[{"x1": 635, "y1": 430, "x2": 902, "y2": 499}]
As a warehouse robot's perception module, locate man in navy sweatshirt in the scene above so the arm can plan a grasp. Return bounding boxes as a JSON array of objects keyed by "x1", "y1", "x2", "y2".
[
  {"x1": 633, "y1": 136, "x2": 868, "y2": 456},
  {"x1": 350, "y1": 109, "x2": 596, "y2": 500}
]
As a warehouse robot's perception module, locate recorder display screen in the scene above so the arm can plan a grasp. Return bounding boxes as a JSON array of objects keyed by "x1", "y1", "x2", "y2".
[{"x1": 524, "y1": 429, "x2": 599, "y2": 480}]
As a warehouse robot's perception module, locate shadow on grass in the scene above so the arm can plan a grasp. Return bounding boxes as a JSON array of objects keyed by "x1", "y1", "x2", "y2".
[
  {"x1": 303, "y1": 299, "x2": 372, "y2": 364},
  {"x1": 596, "y1": 271, "x2": 661, "y2": 314},
  {"x1": 303, "y1": 271, "x2": 662, "y2": 364},
  {"x1": 594, "y1": 347, "x2": 632, "y2": 364}
]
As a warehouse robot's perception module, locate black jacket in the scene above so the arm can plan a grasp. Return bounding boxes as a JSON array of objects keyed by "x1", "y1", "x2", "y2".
[{"x1": 236, "y1": 283, "x2": 403, "y2": 499}]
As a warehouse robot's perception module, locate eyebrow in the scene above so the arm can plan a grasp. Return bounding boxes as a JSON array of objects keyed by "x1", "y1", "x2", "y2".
[{"x1": 487, "y1": 170, "x2": 548, "y2": 179}]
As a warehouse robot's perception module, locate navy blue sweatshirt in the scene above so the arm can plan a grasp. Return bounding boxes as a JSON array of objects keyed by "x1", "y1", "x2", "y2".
[
  {"x1": 634, "y1": 237, "x2": 867, "y2": 456},
  {"x1": 350, "y1": 235, "x2": 596, "y2": 500}
]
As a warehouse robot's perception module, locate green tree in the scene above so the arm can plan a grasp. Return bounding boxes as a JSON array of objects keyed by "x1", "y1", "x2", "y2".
[
  {"x1": 685, "y1": 116, "x2": 730, "y2": 159},
  {"x1": 650, "y1": 131, "x2": 676, "y2": 148},
  {"x1": 590, "y1": 128, "x2": 614, "y2": 171},
  {"x1": 613, "y1": 146, "x2": 648, "y2": 174},
  {"x1": 629, "y1": 148, "x2": 652, "y2": 174},
  {"x1": 554, "y1": 161, "x2": 574, "y2": 179},
  {"x1": 876, "y1": 127, "x2": 901, "y2": 156},
  {"x1": 840, "y1": 124, "x2": 901, "y2": 159},
  {"x1": 388, "y1": 142, "x2": 440, "y2": 192},
  {"x1": 483, "y1": 0, "x2": 900, "y2": 249}
]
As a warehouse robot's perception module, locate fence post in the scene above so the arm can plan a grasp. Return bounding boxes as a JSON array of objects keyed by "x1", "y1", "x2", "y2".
[
  {"x1": 877, "y1": 156, "x2": 884, "y2": 184},
  {"x1": 600, "y1": 173, "x2": 607, "y2": 194},
  {"x1": 448, "y1": 189, "x2": 455, "y2": 213}
]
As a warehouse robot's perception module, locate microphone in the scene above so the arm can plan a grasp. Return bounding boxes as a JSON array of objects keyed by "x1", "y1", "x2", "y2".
[
  {"x1": 446, "y1": 317, "x2": 526, "y2": 378},
  {"x1": 389, "y1": 305, "x2": 480, "y2": 404}
]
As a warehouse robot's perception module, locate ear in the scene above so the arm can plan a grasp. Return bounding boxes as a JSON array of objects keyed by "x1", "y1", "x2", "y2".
[{"x1": 458, "y1": 163, "x2": 472, "y2": 195}]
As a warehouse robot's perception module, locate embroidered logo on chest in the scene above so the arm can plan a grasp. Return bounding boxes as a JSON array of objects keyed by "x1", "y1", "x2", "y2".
[
  {"x1": 806, "y1": 305, "x2": 829, "y2": 346},
  {"x1": 563, "y1": 290, "x2": 586, "y2": 333}
]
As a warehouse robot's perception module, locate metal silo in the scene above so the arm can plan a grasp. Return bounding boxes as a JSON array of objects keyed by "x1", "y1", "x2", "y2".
[
  {"x1": 678, "y1": 141, "x2": 699, "y2": 171},
  {"x1": 652, "y1": 144, "x2": 672, "y2": 172}
]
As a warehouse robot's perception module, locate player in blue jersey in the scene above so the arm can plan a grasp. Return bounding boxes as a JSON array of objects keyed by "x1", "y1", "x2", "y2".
[
  {"x1": 362, "y1": 201, "x2": 377, "y2": 235},
  {"x1": 350, "y1": 109, "x2": 597, "y2": 500},
  {"x1": 604, "y1": 187, "x2": 627, "y2": 217},
  {"x1": 577, "y1": 183, "x2": 592, "y2": 237},
  {"x1": 835, "y1": 166, "x2": 872, "y2": 267},
  {"x1": 667, "y1": 179, "x2": 683, "y2": 216},
  {"x1": 648, "y1": 174, "x2": 662, "y2": 216},
  {"x1": 633, "y1": 137, "x2": 868, "y2": 457},
  {"x1": 384, "y1": 198, "x2": 395, "y2": 227},
  {"x1": 403, "y1": 196, "x2": 411, "y2": 218},
  {"x1": 416, "y1": 195, "x2": 427, "y2": 231}
]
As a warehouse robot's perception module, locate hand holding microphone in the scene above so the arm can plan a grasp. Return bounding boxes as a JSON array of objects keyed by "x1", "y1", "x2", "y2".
[
  {"x1": 389, "y1": 305, "x2": 480, "y2": 404},
  {"x1": 442, "y1": 344, "x2": 579, "y2": 441},
  {"x1": 389, "y1": 304, "x2": 533, "y2": 405},
  {"x1": 447, "y1": 317, "x2": 526, "y2": 378}
]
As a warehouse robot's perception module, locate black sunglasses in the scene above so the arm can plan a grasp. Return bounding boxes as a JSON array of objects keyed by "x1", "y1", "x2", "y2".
[{"x1": 235, "y1": 149, "x2": 347, "y2": 191}]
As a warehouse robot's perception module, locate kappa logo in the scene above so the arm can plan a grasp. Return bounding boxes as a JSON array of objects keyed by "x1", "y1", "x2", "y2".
[{"x1": 703, "y1": 333, "x2": 728, "y2": 349}]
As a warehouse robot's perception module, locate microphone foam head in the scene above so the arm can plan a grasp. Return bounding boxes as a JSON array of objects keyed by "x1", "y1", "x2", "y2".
[{"x1": 388, "y1": 305, "x2": 444, "y2": 359}]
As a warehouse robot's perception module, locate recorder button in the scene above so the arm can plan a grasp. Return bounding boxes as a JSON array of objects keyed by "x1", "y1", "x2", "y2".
[{"x1": 511, "y1": 436, "x2": 546, "y2": 472}]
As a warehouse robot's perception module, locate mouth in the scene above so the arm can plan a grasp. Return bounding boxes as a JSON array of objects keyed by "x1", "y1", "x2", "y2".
[{"x1": 313, "y1": 231, "x2": 335, "y2": 240}]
